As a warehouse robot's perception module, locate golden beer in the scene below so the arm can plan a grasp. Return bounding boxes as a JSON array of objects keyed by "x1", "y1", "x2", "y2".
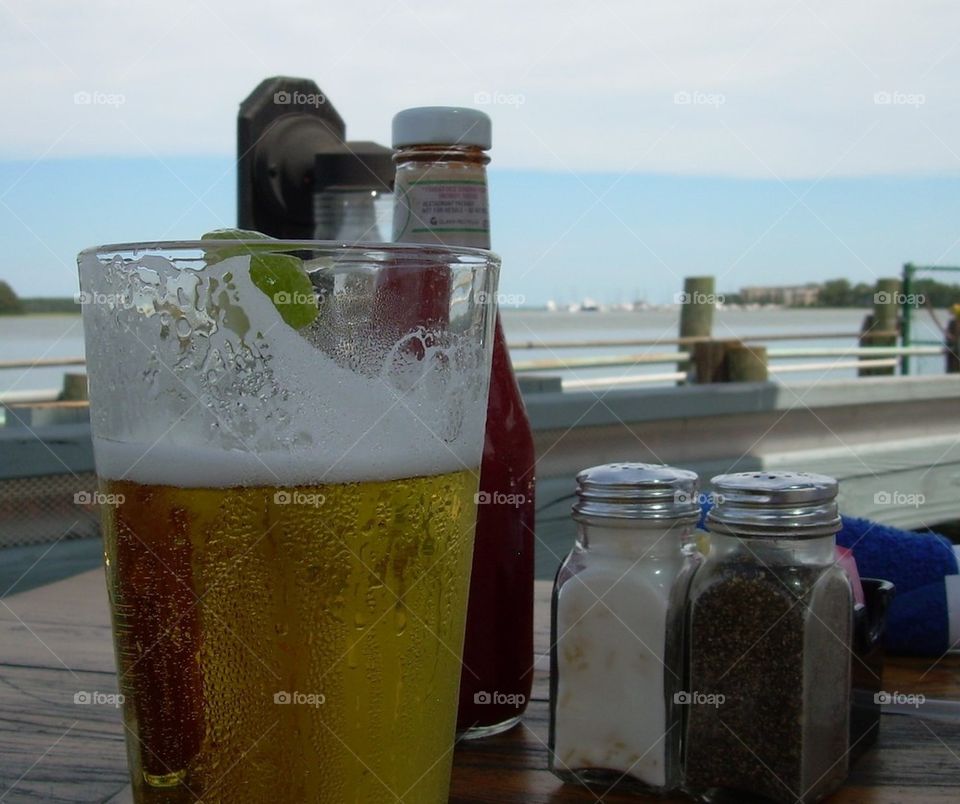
[
  {"x1": 101, "y1": 468, "x2": 478, "y2": 803},
  {"x1": 80, "y1": 240, "x2": 499, "y2": 802}
]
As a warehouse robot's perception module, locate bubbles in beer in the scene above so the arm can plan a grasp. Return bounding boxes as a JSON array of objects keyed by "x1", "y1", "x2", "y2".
[{"x1": 101, "y1": 469, "x2": 477, "y2": 801}]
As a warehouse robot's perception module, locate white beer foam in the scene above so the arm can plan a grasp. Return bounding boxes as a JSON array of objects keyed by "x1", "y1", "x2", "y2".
[
  {"x1": 92, "y1": 433, "x2": 477, "y2": 487},
  {"x1": 82, "y1": 250, "x2": 487, "y2": 487}
]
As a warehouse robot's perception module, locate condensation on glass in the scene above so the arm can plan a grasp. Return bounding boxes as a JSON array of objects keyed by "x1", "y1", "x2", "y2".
[{"x1": 77, "y1": 239, "x2": 499, "y2": 803}]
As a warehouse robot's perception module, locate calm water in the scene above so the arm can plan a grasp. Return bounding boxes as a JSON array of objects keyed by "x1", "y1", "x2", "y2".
[
  {"x1": 0, "y1": 309, "x2": 948, "y2": 394},
  {"x1": 1, "y1": 315, "x2": 85, "y2": 396},
  {"x1": 503, "y1": 307, "x2": 948, "y2": 385}
]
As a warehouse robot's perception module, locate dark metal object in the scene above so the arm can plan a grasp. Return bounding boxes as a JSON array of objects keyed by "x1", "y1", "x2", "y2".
[
  {"x1": 237, "y1": 77, "x2": 394, "y2": 239},
  {"x1": 851, "y1": 577, "x2": 896, "y2": 764},
  {"x1": 313, "y1": 143, "x2": 394, "y2": 193}
]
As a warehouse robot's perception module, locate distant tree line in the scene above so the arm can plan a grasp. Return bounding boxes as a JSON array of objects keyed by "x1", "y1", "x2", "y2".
[
  {"x1": 727, "y1": 278, "x2": 960, "y2": 308},
  {"x1": 816, "y1": 280, "x2": 877, "y2": 307},
  {"x1": 815, "y1": 278, "x2": 960, "y2": 308},
  {"x1": 21, "y1": 297, "x2": 79, "y2": 313},
  {"x1": 0, "y1": 281, "x2": 21, "y2": 313},
  {"x1": 0, "y1": 281, "x2": 77, "y2": 314}
]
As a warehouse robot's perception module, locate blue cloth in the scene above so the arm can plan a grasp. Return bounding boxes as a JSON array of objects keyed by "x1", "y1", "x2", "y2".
[
  {"x1": 837, "y1": 515, "x2": 957, "y2": 656},
  {"x1": 836, "y1": 515, "x2": 957, "y2": 596},
  {"x1": 883, "y1": 582, "x2": 949, "y2": 655},
  {"x1": 699, "y1": 502, "x2": 959, "y2": 656}
]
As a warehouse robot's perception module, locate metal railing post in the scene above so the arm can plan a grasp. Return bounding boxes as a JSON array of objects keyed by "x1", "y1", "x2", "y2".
[{"x1": 901, "y1": 263, "x2": 914, "y2": 375}]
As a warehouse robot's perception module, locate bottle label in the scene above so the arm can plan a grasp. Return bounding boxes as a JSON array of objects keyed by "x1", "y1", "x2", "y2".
[{"x1": 393, "y1": 177, "x2": 490, "y2": 249}]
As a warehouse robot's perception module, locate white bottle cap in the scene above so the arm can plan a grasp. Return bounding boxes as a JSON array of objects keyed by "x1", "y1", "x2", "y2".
[{"x1": 392, "y1": 107, "x2": 492, "y2": 149}]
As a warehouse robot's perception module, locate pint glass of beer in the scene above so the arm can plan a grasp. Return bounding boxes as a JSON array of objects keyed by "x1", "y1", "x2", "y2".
[{"x1": 77, "y1": 240, "x2": 499, "y2": 803}]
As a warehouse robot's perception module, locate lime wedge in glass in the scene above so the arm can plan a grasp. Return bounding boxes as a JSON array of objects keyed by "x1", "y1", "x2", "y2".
[{"x1": 201, "y1": 229, "x2": 318, "y2": 329}]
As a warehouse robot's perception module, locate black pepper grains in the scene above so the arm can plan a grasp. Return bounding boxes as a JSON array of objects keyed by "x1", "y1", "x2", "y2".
[
  {"x1": 682, "y1": 472, "x2": 853, "y2": 804},
  {"x1": 685, "y1": 563, "x2": 851, "y2": 802}
]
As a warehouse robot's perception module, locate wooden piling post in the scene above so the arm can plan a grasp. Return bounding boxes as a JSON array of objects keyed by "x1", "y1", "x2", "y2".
[
  {"x1": 947, "y1": 307, "x2": 960, "y2": 374},
  {"x1": 727, "y1": 344, "x2": 769, "y2": 382},
  {"x1": 59, "y1": 373, "x2": 88, "y2": 401},
  {"x1": 693, "y1": 340, "x2": 769, "y2": 383},
  {"x1": 873, "y1": 278, "x2": 900, "y2": 335},
  {"x1": 692, "y1": 339, "x2": 738, "y2": 383},
  {"x1": 679, "y1": 276, "x2": 716, "y2": 340},
  {"x1": 859, "y1": 279, "x2": 899, "y2": 377},
  {"x1": 678, "y1": 276, "x2": 716, "y2": 382}
]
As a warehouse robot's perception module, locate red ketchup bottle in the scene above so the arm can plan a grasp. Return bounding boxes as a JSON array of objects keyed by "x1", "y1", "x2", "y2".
[{"x1": 390, "y1": 107, "x2": 535, "y2": 737}]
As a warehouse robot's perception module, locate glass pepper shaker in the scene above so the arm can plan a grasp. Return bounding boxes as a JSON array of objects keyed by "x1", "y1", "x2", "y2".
[
  {"x1": 684, "y1": 472, "x2": 853, "y2": 804},
  {"x1": 549, "y1": 463, "x2": 702, "y2": 793}
]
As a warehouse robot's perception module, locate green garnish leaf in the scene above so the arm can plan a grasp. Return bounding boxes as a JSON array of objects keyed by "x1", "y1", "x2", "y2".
[
  {"x1": 201, "y1": 229, "x2": 318, "y2": 330},
  {"x1": 201, "y1": 228, "x2": 272, "y2": 264},
  {"x1": 249, "y1": 253, "x2": 318, "y2": 329}
]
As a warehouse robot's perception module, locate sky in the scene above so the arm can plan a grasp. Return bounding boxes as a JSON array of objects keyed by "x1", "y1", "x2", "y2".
[{"x1": 1, "y1": 0, "x2": 959, "y2": 304}]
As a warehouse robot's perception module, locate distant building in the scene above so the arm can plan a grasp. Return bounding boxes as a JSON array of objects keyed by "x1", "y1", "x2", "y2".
[{"x1": 739, "y1": 283, "x2": 820, "y2": 306}]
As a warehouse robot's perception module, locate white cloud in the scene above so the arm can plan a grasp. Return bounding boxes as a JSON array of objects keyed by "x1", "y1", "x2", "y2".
[{"x1": 1, "y1": 0, "x2": 959, "y2": 177}]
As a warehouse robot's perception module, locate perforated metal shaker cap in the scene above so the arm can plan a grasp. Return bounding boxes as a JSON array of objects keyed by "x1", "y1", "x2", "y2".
[
  {"x1": 707, "y1": 471, "x2": 842, "y2": 538},
  {"x1": 572, "y1": 462, "x2": 700, "y2": 523}
]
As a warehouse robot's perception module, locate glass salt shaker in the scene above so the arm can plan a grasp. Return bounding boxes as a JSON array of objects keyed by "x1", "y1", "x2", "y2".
[
  {"x1": 549, "y1": 463, "x2": 702, "y2": 794},
  {"x1": 684, "y1": 472, "x2": 853, "y2": 804}
]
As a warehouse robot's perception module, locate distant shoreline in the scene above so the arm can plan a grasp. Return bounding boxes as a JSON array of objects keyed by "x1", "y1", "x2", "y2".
[
  {"x1": 0, "y1": 305, "x2": 924, "y2": 317},
  {"x1": 1, "y1": 311, "x2": 81, "y2": 317},
  {"x1": 0, "y1": 302, "x2": 952, "y2": 317},
  {"x1": 1, "y1": 298, "x2": 80, "y2": 316}
]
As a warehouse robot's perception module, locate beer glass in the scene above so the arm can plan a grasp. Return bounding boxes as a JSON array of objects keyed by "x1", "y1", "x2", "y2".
[{"x1": 77, "y1": 240, "x2": 499, "y2": 803}]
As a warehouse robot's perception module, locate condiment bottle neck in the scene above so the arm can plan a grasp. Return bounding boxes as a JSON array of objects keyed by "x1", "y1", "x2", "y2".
[
  {"x1": 394, "y1": 144, "x2": 490, "y2": 168},
  {"x1": 391, "y1": 144, "x2": 491, "y2": 248}
]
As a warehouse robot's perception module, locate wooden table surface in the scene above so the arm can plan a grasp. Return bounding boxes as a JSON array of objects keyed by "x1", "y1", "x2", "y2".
[{"x1": 2, "y1": 571, "x2": 959, "y2": 802}]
